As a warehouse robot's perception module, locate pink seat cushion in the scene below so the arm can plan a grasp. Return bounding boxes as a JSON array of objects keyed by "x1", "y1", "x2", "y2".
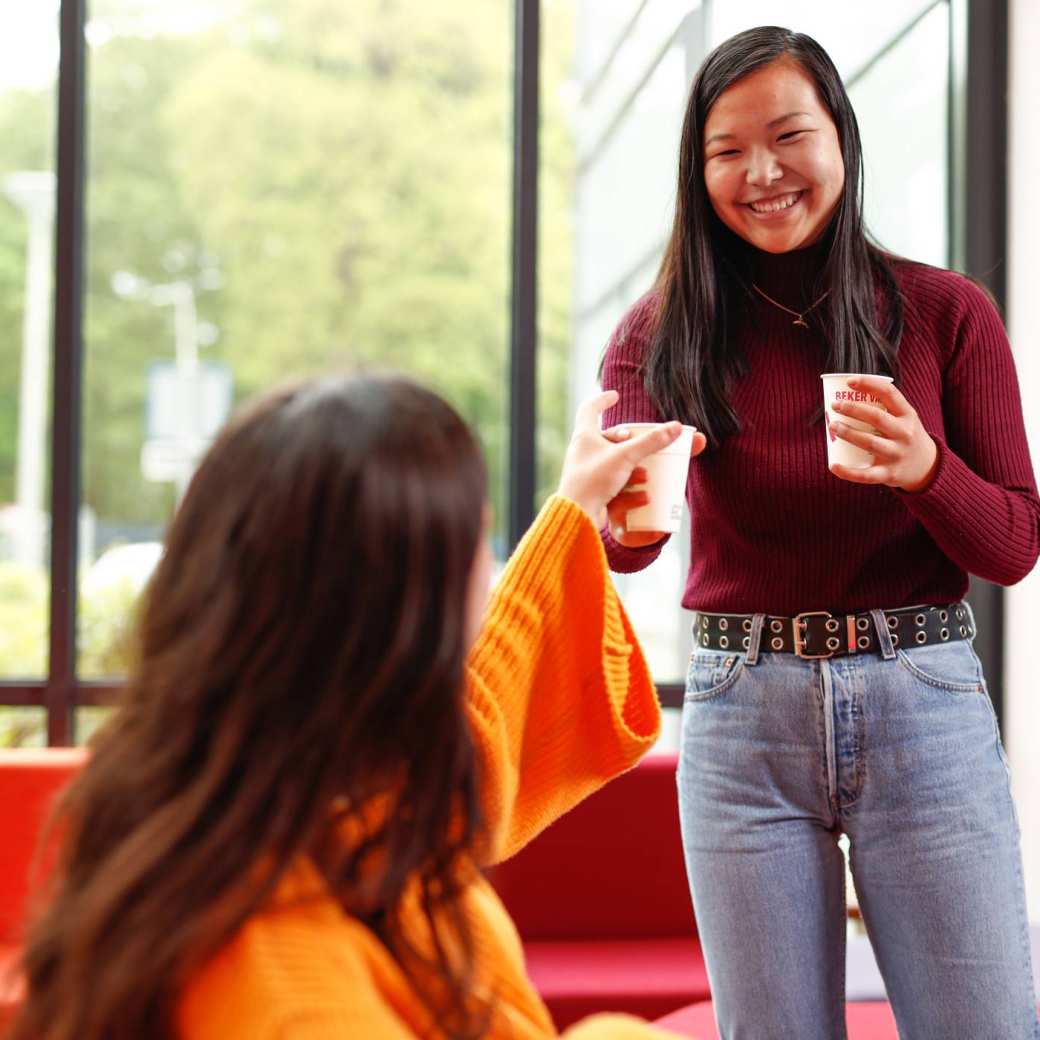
[
  {"x1": 526, "y1": 937, "x2": 710, "y2": 1030},
  {"x1": 655, "y1": 1000, "x2": 898, "y2": 1038},
  {"x1": 657, "y1": 999, "x2": 1040, "y2": 1038}
]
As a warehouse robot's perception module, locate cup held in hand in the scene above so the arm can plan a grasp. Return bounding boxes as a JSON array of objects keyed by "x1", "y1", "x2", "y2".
[
  {"x1": 820, "y1": 373, "x2": 893, "y2": 469},
  {"x1": 618, "y1": 423, "x2": 696, "y2": 533}
]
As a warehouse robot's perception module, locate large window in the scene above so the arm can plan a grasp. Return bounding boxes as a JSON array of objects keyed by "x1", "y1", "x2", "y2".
[
  {"x1": 0, "y1": 1, "x2": 1009, "y2": 743},
  {"x1": 0, "y1": 1, "x2": 58, "y2": 744},
  {"x1": 78, "y1": 1, "x2": 512, "y2": 708},
  {"x1": 4, "y1": 0, "x2": 513, "y2": 744}
]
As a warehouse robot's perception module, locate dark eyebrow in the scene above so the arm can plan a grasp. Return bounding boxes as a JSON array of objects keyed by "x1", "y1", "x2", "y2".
[
  {"x1": 705, "y1": 111, "x2": 813, "y2": 148},
  {"x1": 767, "y1": 110, "x2": 812, "y2": 128},
  {"x1": 704, "y1": 131, "x2": 736, "y2": 147}
]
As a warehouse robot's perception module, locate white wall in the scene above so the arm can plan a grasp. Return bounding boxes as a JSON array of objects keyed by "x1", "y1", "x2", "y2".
[{"x1": 1005, "y1": 0, "x2": 1040, "y2": 923}]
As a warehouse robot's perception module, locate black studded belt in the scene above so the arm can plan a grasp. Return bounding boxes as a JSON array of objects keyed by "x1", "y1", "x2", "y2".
[{"x1": 692, "y1": 603, "x2": 975, "y2": 659}]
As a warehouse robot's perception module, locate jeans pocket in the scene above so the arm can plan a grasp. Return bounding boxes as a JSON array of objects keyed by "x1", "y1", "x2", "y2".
[
  {"x1": 895, "y1": 640, "x2": 984, "y2": 693},
  {"x1": 684, "y1": 649, "x2": 744, "y2": 703}
]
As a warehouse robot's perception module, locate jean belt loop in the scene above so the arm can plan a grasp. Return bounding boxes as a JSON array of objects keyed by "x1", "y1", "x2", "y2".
[
  {"x1": 745, "y1": 613, "x2": 766, "y2": 667},
  {"x1": 870, "y1": 608, "x2": 897, "y2": 660}
]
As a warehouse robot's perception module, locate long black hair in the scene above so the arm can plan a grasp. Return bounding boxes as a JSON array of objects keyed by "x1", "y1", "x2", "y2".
[{"x1": 647, "y1": 25, "x2": 903, "y2": 444}]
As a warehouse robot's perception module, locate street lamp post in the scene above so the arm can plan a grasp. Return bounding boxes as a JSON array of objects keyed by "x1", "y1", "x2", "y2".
[
  {"x1": 147, "y1": 281, "x2": 201, "y2": 500},
  {"x1": 111, "y1": 272, "x2": 207, "y2": 500},
  {"x1": 2, "y1": 171, "x2": 56, "y2": 569}
]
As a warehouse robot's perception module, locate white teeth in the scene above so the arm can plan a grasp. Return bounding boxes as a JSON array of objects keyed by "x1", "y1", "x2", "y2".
[{"x1": 748, "y1": 191, "x2": 802, "y2": 214}]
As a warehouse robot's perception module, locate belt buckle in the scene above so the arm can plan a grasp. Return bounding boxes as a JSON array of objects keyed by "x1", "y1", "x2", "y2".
[{"x1": 793, "y1": 611, "x2": 836, "y2": 659}]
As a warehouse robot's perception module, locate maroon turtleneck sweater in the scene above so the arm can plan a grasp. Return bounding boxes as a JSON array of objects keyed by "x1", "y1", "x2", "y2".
[{"x1": 600, "y1": 248, "x2": 1040, "y2": 616}]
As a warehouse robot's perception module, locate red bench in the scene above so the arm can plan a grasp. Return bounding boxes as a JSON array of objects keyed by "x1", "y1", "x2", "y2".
[
  {"x1": 0, "y1": 748, "x2": 87, "y2": 1032},
  {"x1": 491, "y1": 753, "x2": 710, "y2": 1028},
  {"x1": 0, "y1": 750, "x2": 709, "y2": 1032}
]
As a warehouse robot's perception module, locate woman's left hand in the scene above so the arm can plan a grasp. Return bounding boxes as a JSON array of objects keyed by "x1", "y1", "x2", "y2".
[{"x1": 828, "y1": 375, "x2": 940, "y2": 493}]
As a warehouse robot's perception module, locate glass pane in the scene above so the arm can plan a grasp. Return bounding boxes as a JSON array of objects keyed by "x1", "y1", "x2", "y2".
[
  {"x1": 852, "y1": 4, "x2": 949, "y2": 265},
  {"x1": 711, "y1": 0, "x2": 941, "y2": 78},
  {"x1": 541, "y1": 1, "x2": 953, "y2": 688},
  {"x1": 539, "y1": 0, "x2": 701, "y2": 684},
  {"x1": 535, "y1": 0, "x2": 578, "y2": 509},
  {"x1": 75, "y1": 706, "x2": 113, "y2": 746},
  {"x1": 0, "y1": 707, "x2": 46, "y2": 748},
  {"x1": 0, "y1": 2, "x2": 58, "y2": 679},
  {"x1": 80, "y1": 0, "x2": 512, "y2": 676}
]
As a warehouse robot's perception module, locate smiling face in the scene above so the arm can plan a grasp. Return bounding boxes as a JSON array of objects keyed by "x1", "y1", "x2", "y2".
[{"x1": 702, "y1": 57, "x2": 845, "y2": 254}]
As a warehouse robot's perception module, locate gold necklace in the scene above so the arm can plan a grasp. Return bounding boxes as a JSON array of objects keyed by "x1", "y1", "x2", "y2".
[{"x1": 751, "y1": 283, "x2": 830, "y2": 328}]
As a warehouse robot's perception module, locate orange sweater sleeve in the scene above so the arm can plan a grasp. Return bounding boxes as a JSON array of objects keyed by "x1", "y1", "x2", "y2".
[{"x1": 465, "y1": 495, "x2": 661, "y2": 866}]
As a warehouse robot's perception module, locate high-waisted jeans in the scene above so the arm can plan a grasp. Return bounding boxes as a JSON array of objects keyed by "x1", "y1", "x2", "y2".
[{"x1": 677, "y1": 606, "x2": 1039, "y2": 1039}]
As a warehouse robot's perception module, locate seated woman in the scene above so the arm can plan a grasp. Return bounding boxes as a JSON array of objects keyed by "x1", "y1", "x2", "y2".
[{"x1": 10, "y1": 374, "x2": 705, "y2": 1040}]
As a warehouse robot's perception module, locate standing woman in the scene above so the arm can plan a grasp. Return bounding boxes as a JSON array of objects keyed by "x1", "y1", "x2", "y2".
[{"x1": 601, "y1": 25, "x2": 1040, "y2": 1040}]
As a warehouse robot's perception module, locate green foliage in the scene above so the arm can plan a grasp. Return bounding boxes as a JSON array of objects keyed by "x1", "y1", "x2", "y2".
[
  {"x1": 0, "y1": 708, "x2": 45, "y2": 748},
  {"x1": 78, "y1": 577, "x2": 141, "y2": 679},
  {"x1": 0, "y1": 559, "x2": 139, "y2": 675},
  {"x1": 0, "y1": 85, "x2": 56, "y2": 506},
  {"x1": 0, "y1": 0, "x2": 576, "y2": 530},
  {"x1": 0, "y1": 0, "x2": 577, "y2": 708},
  {"x1": 0, "y1": 552, "x2": 137, "y2": 744},
  {"x1": 0, "y1": 561, "x2": 47, "y2": 677}
]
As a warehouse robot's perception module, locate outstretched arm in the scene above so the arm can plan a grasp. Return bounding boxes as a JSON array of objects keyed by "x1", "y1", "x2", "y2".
[{"x1": 466, "y1": 393, "x2": 684, "y2": 865}]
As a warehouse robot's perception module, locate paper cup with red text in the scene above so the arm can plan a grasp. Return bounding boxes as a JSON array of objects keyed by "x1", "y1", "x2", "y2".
[
  {"x1": 619, "y1": 422, "x2": 696, "y2": 533},
  {"x1": 820, "y1": 373, "x2": 894, "y2": 469}
]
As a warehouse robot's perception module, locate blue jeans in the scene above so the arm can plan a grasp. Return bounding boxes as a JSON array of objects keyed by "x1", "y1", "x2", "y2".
[{"x1": 678, "y1": 606, "x2": 1039, "y2": 1039}]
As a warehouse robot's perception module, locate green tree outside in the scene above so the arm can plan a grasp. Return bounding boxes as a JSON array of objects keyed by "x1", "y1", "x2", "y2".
[{"x1": 0, "y1": 0, "x2": 577, "y2": 738}]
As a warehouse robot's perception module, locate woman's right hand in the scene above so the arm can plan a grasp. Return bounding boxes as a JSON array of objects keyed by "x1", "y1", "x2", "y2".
[{"x1": 556, "y1": 391, "x2": 706, "y2": 536}]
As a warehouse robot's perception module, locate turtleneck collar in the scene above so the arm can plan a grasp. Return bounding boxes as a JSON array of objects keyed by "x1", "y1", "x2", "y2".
[{"x1": 726, "y1": 230, "x2": 831, "y2": 311}]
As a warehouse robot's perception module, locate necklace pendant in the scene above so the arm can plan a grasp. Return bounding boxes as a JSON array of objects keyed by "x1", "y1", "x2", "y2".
[{"x1": 792, "y1": 317, "x2": 809, "y2": 328}]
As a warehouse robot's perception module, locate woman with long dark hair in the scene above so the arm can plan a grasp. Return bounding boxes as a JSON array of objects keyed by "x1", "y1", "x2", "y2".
[
  {"x1": 9, "y1": 373, "x2": 705, "y2": 1040},
  {"x1": 601, "y1": 25, "x2": 1040, "y2": 1039}
]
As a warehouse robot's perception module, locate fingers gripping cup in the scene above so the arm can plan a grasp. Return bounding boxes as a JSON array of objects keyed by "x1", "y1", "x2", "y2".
[
  {"x1": 820, "y1": 373, "x2": 894, "y2": 469},
  {"x1": 621, "y1": 423, "x2": 697, "y2": 533}
]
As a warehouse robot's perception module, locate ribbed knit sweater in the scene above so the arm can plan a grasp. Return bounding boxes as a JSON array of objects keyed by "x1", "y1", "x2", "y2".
[
  {"x1": 601, "y1": 249, "x2": 1040, "y2": 615},
  {"x1": 177, "y1": 497, "x2": 678, "y2": 1040}
]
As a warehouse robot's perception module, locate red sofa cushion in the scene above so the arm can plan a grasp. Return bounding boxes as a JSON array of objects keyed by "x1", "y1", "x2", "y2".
[
  {"x1": 492, "y1": 754, "x2": 705, "y2": 1027},
  {"x1": 526, "y1": 937, "x2": 710, "y2": 1030},
  {"x1": 0, "y1": 747, "x2": 87, "y2": 1033},
  {"x1": 492, "y1": 753, "x2": 691, "y2": 940},
  {"x1": 0, "y1": 749, "x2": 86, "y2": 946}
]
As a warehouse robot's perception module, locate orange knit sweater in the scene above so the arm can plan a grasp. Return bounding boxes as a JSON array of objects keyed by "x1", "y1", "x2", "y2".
[{"x1": 177, "y1": 496, "x2": 682, "y2": 1039}]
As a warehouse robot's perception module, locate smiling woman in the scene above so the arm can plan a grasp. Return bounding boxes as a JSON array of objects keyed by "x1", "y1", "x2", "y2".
[
  {"x1": 702, "y1": 58, "x2": 844, "y2": 254},
  {"x1": 597, "y1": 22, "x2": 1040, "y2": 1040}
]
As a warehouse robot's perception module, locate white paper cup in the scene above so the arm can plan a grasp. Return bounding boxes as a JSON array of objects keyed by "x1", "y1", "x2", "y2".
[
  {"x1": 820, "y1": 373, "x2": 894, "y2": 469},
  {"x1": 619, "y1": 423, "x2": 696, "y2": 533}
]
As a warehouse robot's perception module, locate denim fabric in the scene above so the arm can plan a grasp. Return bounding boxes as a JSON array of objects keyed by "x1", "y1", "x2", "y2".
[{"x1": 677, "y1": 610, "x2": 1039, "y2": 1039}]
